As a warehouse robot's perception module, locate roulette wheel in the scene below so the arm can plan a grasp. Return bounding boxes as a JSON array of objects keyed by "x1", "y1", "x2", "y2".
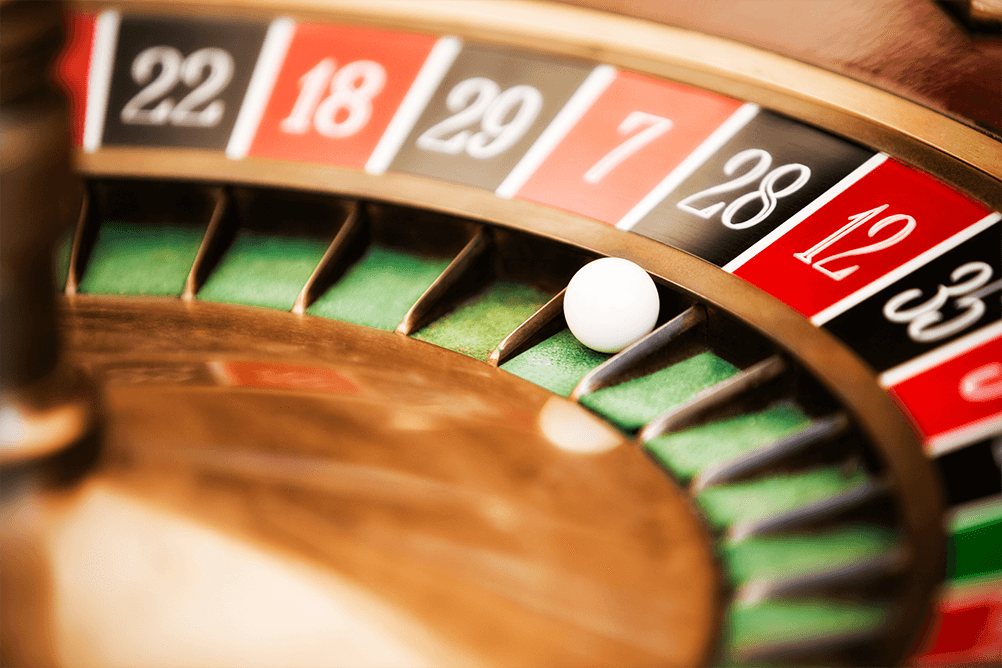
[{"x1": 1, "y1": 0, "x2": 1000, "y2": 666}]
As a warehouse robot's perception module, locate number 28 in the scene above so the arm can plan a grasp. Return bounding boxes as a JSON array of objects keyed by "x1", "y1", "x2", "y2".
[{"x1": 677, "y1": 149, "x2": 811, "y2": 229}]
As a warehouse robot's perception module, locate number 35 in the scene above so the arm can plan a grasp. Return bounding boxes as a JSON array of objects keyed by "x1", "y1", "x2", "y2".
[{"x1": 882, "y1": 261, "x2": 997, "y2": 343}]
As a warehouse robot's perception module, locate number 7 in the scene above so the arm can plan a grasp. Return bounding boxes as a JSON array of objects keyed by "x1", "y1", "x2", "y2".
[{"x1": 583, "y1": 111, "x2": 672, "y2": 184}]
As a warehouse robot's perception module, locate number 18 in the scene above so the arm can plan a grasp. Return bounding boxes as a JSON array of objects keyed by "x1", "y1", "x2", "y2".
[{"x1": 280, "y1": 58, "x2": 386, "y2": 138}]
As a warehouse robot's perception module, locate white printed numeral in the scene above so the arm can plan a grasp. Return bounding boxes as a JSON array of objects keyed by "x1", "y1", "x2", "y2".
[
  {"x1": 676, "y1": 149, "x2": 811, "y2": 229},
  {"x1": 583, "y1": 111, "x2": 672, "y2": 183},
  {"x1": 961, "y1": 363, "x2": 1002, "y2": 402},
  {"x1": 794, "y1": 205, "x2": 916, "y2": 281},
  {"x1": 883, "y1": 262, "x2": 999, "y2": 343},
  {"x1": 279, "y1": 58, "x2": 386, "y2": 138},
  {"x1": 417, "y1": 78, "x2": 542, "y2": 159},
  {"x1": 121, "y1": 46, "x2": 234, "y2": 127}
]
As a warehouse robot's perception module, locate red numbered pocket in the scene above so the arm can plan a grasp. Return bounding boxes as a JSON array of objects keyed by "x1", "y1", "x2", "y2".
[{"x1": 248, "y1": 23, "x2": 438, "y2": 169}]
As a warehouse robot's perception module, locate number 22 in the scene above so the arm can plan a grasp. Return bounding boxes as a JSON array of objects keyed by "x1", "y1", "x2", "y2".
[{"x1": 120, "y1": 46, "x2": 234, "y2": 127}]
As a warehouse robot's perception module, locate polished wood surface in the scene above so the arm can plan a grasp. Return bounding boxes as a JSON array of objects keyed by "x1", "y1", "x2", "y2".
[{"x1": 3, "y1": 296, "x2": 719, "y2": 667}]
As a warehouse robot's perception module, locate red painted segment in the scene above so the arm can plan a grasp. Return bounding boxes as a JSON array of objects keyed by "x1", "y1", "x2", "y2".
[
  {"x1": 248, "y1": 23, "x2": 437, "y2": 168},
  {"x1": 216, "y1": 360, "x2": 358, "y2": 395},
  {"x1": 54, "y1": 12, "x2": 96, "y2": 147},
  {"x1": 514, "y1": 71, "x2": 742, "y2": 224},
  {"x1": 910, "y1": 587, "x2": 1002, "y2": 666},
  {"x1": 888, "y1": 332, "x2": 1002, "y2": 447}
]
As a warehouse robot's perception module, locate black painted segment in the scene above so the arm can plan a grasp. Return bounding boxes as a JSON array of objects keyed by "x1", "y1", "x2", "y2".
[
  {"x1": 936, "y1": 438, "x2": 1002, "y2": 506},
  {"x1": 825, "y1": 221, "x2": 1001, "y2": 372},
  {"x1": 631, "y1": 111, "x2": 874, "y2": 266},
  {"x1": 388, "y1": 44, "x2": 594, "y2": 191},
  {"x1": 102, "y1": 16, "x2": 268, "y2": 149}
]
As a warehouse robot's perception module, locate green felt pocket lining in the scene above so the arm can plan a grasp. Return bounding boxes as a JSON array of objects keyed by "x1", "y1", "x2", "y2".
[
  {"x1": 198, "y1": 232, "x2": 329, "y2": 310},
  {"x1": 580, "y1": 351, "x2": 739, "y2": 431},
  {"x1": 500, "y1": 328, "x2": 609, "y2": 397},
  {"x1": 697, "y1": 466, "x2": 870, "y2": 529},
  {"x1": 723, "y1": 525, "x2": 898, "y2": 585},
  {"x1": 645, "y1": 402, "x2": 812, "y2": 481},
  {"x1": 414, "y1": 279, "x2": 551, "y2": 361},
  {"x1": 309, "y1": 245, "x2": 450, "y2": 331},
  {"x1": 78, "y1": 222, "x2": 204, "y2": 296},
  {"x1": 727, "y1": 598, "x2": 887, "y2": 650}
]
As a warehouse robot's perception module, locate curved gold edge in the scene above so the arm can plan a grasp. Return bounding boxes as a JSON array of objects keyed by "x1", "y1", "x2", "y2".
[
  {"x1": 77, "y1": 148, "x2": 945, "y2": 657},
  {"x1": 70, "y1": 0, "x2": 1002, "y2": 209}
]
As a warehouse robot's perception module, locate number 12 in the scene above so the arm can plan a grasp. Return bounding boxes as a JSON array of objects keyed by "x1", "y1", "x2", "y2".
[{"x1": 794, "y1": 204, "x2": 916, "y2": 281}]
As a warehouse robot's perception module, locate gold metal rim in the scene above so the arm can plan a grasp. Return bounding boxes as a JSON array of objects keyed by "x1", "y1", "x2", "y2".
[{"x1": 59, "y1": 295, "x2": 723, "y2": 667}]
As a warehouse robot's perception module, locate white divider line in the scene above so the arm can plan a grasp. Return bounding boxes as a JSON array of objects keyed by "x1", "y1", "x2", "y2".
[
  {"x1": 723, "y1": 152, "x2": 888, "y2": 273},
  {"x1": 226, "y1": 17, "x2": 296, "y2": 159},
  {"x1": 495, "y1": 65, "x2": 616, "y2": 199},
  {"x1": 927, "y1": 414, "x2": 1002, "y2": 458},
  {"x1": 811, "y1": 211, "x2": 1002, "y2": 326},
  {"x1": 879, "y1": 320, "x2": 1002, "y2": 388},
  {"x1": 82, "y1": 9, "x2": 120, "y2": 153},
  {"x1": 365, "y1": 36, "x2": 462, "y2": 175},
  {"x1": 615, "y1": 102, "x2": 758, "y2": 231}
]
